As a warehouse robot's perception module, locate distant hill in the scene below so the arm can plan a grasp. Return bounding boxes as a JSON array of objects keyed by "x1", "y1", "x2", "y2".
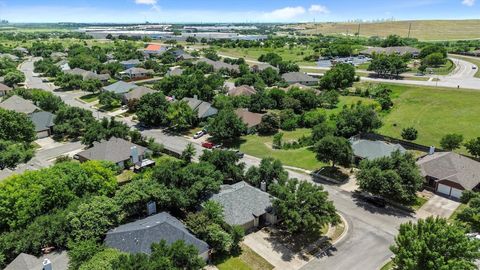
[{"x1": 295, "y1": 20, "x2": 480, "y2": 41}]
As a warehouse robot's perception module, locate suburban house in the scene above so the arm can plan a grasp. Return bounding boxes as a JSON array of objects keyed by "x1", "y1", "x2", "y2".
[
  {"x1": 417, "y1": 152, "x2": 480, "y2": 200},
  {"x1": 75, "y1": 137, "x2": 154, "y2": 170},
  {"x1": 350, "y1": 139, "x2": 406, "y2": 161},
  {"x1": 102, "y1": 81, "x2": 138, "y2": 95},
  {"x1": 282, "y1": 72, "x2": 319, "y2": 86},
  {"x1": 104, "y1": 212, "x2": 210, "y2": 260},
  {"x1": 0, "y1": 82, "x2": 12, "y2": 96},
  {"x1": 55, "y1": 60, "x2": 71, "y2": 71},
  {"x1": 65, "y1": 68, "x2": 111, "y2": 83},
  {"x1": 251, "y1": 63, "x2": 278, "y2": 72},
  {"x1": 120, "y1": 59, "x2": 141, "y2": 69},
  {"x1": 122, "y1": 86, "x2": 156, "y2": 104},
  {"x1": 13, "y1": 47, "x2": 29, "y2": 55},
  {"x1": 195, "y1": 58, "x2": 240, "y2": 73},
  {"x1": 166, "y1": 67, "x2": 184, "y2": 77},
  {"x1": 50, "y1": 52, "x2": 67, "y2": 61},
  {"x1": 182, "y1": 96, "x2": 218, "y2": 119},
  {"x1": 119, "y1": 67, "x2": 153, "y2": 80},
  {"x1": 360, "y1": 46, "x2": 421, "y2": 57},
  {"x1": 143, "y1": 44, "x2": 168, "y2": 57},
  {"x1": 0, "y1": 95, "x2": 40, "y2": 114},
  {"x1": 228, "y1": 85, "x2": 257, "y2": 97},
  {"x1": 4, "y1": 251, "x2": 69, "y2": 270},
  {"x1": 171, "y1": 49, "x2": 195, "y2": 61},
  {"x1": 0, "y1": 53, "x2": 19, "y2": 61},
  {"x1": 209, "y1": 181, "x2": 277, "y2": 231},
  {"x1": 29, "y1": 111, "x2": 56, "y2": 139},
  {"x1": 234, "y1": 108, "x2": 264, "y2": 133}
]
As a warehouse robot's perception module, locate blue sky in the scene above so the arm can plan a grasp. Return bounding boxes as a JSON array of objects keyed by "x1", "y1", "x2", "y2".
[{"x1": 0, "y1": 0, "x2": 478, "y2": 23}]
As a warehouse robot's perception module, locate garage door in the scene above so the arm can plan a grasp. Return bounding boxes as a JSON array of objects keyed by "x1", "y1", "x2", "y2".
[
  {"x1": 36, "y1": 130, "x2": 50, "y2": 139},
  {"x1": 437, "y1": 184, "x2": 452, "y2": 196},
  {"x1": 450, "y1": 188, "x2": 463, "y2": 199}
]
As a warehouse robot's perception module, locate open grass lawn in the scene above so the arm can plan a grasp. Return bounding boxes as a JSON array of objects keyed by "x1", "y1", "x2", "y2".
[
  {"x1": 216, "y1": 244, "x2": 273, "y2": 270},
  {"x1": 236, "y1": 96, "x2": 375, "y2": 170},
  {"x1": 380, "y1": 260, "x2": 394, "y2": 270},
  {"x1": 412, "y1": 196, "x2": 429, "y2": 211},
  {"x1": 217, "y1": 46, "x2": 316, "y2": 65},
  {"x1": 410, "y1": 59, "x2": 455, "y2": 76},
  {"x1": 377, "y1": 83, "x2": 480, "y2": 151},
  {"x1": 450, "y1": 54, "x2": 480, "y2": 78},
  {"x1": 79, "y1": 93, "x2": 99, "y2": 103},
  {"x1": 297, "y1": 20, "x2": 480, "y2": 41},
  {"x1": 449, "y1": 203, "x2": 468, "y2": 221}
]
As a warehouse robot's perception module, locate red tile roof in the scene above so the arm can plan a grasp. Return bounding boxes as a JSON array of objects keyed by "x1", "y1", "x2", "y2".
[{"x1": 145, "y1": 44, "x2": 162, "y2": 51}]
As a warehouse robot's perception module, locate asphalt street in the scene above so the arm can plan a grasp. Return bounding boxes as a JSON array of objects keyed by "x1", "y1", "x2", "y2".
[{"x1": 20, "y1": 57, "x2": 415, "y2": 270}]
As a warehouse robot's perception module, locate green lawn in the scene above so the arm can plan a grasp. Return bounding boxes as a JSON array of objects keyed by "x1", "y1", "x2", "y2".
[
  {"x1": 410, "y1": 59, "x2": 455, "y2": 76},
  {"x1": 449, "y1": 203, "x2": 468, "y2": 221},
  {"x1": 380, "y1": 260, "x2": 394, "y2": 270},
  {"x1": 450, "y1": 55, "x2": 480, "y2": 78},
  {"x1": 217, "y1": 46, "x2": 316, "y2": 65},
  {"x1": 79, "y1": 93, "x2": 99, "y2": 103},
  {"x1": 236, "y1": 96, "x2": 376, "y2": 170},
  {"x1": 412, "y1": 196, "x2": 429, "y2": 211},
  {"x1": 377, "y1": 83, "x2": 480, "y2": 151},
  {"x1": 216, "y1": 244, "x2": 273, "y2": 270}
]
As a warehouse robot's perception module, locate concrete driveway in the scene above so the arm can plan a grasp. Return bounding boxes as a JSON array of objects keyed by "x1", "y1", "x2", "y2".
[
  {"x1": 243, "y1": 230, "x2": 310, "y2": 270},
  {"x1": 416, "y1": 194, "x2": 460, "y2": 219}
]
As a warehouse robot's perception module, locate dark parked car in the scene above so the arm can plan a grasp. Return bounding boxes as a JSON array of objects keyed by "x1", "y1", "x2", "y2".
[
  {"x1": 234, "y1": 150, "x2": 244, "y2": 158},
  {"x1": 363, "y1": 196, "x2": 387, "y2": 208}
]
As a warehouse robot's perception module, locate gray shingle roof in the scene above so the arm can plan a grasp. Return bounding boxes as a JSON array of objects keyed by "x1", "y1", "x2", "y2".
[
  {"x1": 123, "y1": 86, "x2": 155, "y2": 101},
  {"x1": 350, "y1": 139, "x2": 406, "y2": 160},
  {"x1": 360, "y1": 46, "x2": 420, "y2": 56},
  {"x1": 282, "y1": 72, "x2": 319, "y2": 84},
  {"x1": 417, "y1": 152, "x2": 480, "y2": 190},
  {"x1": 105, "y1": 212, "x2": 209, "y2": 255},
  {"x1": 29, "y1": 111, "x2": 55, "y2": 132},
  {"x1": 5, "y1": 251, "x2": 69, "y2": 270},
  {"x1": 195, "y1": 58, "x2": 240, "y2": 72},
  {"x1": 0, "y1": 95, "x2": 40, "y2": 114},
  {"x1": 0, "y1": 82, "x2": 12, "y2": 91},
  {"x1": 121, "y1": 67, "x2": 153, "y2": 76},
  {"x1": 76, "y1": 137, "x2": 147, "y2": 163},
  {"x1": 103, "y1": 81, "x2": 138, "y2": 95},
  {"x1": 210, "y1": 181, "x2": 274, "y2": 226},
  {"x1": 182, "y1": 97, "x2": 218, "y2": 119},
  {"x1": 120, "y1": 59, "x2": 141, "y2": 66}
]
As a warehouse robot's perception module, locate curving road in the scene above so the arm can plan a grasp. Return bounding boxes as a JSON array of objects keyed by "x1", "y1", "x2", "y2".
[{"x1": 20, "y1": 57, "x2": 414, "y2": 270}]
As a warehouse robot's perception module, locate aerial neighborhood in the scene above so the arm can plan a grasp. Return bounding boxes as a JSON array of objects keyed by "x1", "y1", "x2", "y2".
[{"x1": 1, "y1": 3, "x2": 480, "y2": 270}]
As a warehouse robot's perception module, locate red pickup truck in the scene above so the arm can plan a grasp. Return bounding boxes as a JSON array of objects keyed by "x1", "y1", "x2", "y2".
[{"x1": 202, "y1": 142, "x2": 215, "y2": 149}]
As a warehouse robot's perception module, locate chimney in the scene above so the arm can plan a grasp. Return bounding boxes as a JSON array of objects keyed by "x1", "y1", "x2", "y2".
[
  {"x1": 429, "y1": 146, "x2": 435, "y2": 155},
  {"x1": 147, "y1": 201, "x2": 157, "y2": 216},
  {"x1": 131, "y1": 146, "x2": 139, "y2": 164},
  {"x1": 42, "y1": 258, "x2": 52, "y2": 270},
  {"x1": 193, "y1": 94, "x2": 198, "y2": 100},
  {"x1": 260, "y1": 181, "x2": 267, "y2": 192}
]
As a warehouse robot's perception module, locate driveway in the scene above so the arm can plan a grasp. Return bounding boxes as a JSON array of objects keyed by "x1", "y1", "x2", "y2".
[
  {"x1": 416, "y1": 194, "x2": 460, "y2": 219},
  {"x1": 243, "y1": 230, "x2": 310, "y2": 270}
]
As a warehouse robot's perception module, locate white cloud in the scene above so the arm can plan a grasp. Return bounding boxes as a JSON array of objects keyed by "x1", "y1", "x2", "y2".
[
  {"x1": 262, "y1": 6, "x2": 306, "y2": 20},
  {"x1": 135, "y1": 0, "x2": 157, "y2": 5},
  {"x1": 309, "y1": 4, "x2": 329, "y2": 14},
  {"x1": 462, "y1": 0, "x2": 475, "y2": 6}
]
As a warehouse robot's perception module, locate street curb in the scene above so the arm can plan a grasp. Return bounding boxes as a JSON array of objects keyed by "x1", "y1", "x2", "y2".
[
  {"x1": 74, "y1": 97, "x2": 89, "y2": 104},
  {"x1": 332, "y1": 212, "x2": 349, "y2": 245}
]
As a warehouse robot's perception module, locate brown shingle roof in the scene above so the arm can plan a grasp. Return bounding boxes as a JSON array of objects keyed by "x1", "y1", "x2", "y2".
[
  {"x1": 235, "y1": 108, "x2": 264, "y2": 128},
  {"x1": 417, "y1": 152, "x2": 480, "y2": 190},
  {"x1": 76, "y1": 137, "x2": 147, "y2": 164},
  {"x1": 228, "y1": 85, "x2": 257, "y2": 97},
  {"x1": 0, "y1": 95, "x2": 39, "y2": 114}
]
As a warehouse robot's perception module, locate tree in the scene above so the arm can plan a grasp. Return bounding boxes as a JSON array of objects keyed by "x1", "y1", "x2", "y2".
[
  {"x1": 279, "y1": 109, "x2": 299, "y2": 131},
  {"x1": 136, "y1": 92, "x2": 170, "y2": 127},
  {"x1": 334, "y1": 104, "x2": 382, "y2": 138},
  {"x1": 54, "y1": 106, "x2": 95, "y2": 139},
  {"x1": 257, "y1": 113, "x2": 280, "y2": 135},
  {"x1": 440, "y1": 133, "x2": 464, "y2": 151},
  {"x1": 258, "y1": 53, "x2": 283, "y2": 67},
  {"x1": 314, "y1": 136, "x2": 352, "y2": 168},
  {"x1": 301, "y1": 109, "x2": 326, "y2": 128},
  {"x1": 208, "y1": 108, "x2": 247, "y2": 140},
  {"x1": 181, "y1": 143, "x2": 196, "y2": 163},
  {"x1": 67, "y1": 196, "x2": 122, "y2": 242},
  {"x1": 356, "y1": 151, "x2": 423, "y2": 205},
  {"x1": 270, "y1": 179, "x2": 339, "y2": 235},
  {"x1": 368, "y1": 53, "x2": 408, "y2": 78},
  {"x1": 465, "y1": 137, "x2": 480, "y2": 158},
  {"x1": 82, "y1": 79, "x2": 103, "y2": 93},
  {"x1": 166, "y1": 101, "x2": 196, "y2": 131},
  {"x1": 200, "y1": 149, "x2": 245, "y2": 182},
  {"x1": 319, "y1": 63, "x2": 356, "y2": 90},
  {"x1": 0, "y1": 140, "x2": 34, "y2": 169},
  {"x1": 420, "y1": 44, "x2": 447, "y2": 59},
  {"x1": 79, "y1": 248, "x2": 123, "y2": 270},
  {"x1": 186, "y1": 36, "x2": 198, "y2": 44},
  {"x1": 3, "y1": 71, "x2": 25, "y2": 87},
  {"x1": 457, "y1": 196, "x2": 480, "y2": 232},
  {"x1": 272, "y1": 132, "x2": 283, "y2": 149},
  {"x1": 259, "y1": 67, "x2": 281, "y2": 86},
  {"x1": 245, "y1": 157, "x2": 288, "y2": 188},
  {"x1": 0, "y1": 108, "x2": 36, "y2": 143},
  {"x1": 311, "y1": 122, "x2": 336, "y2": 142},
  {"x1": 401, "y1": 127, "x2": 418, "y2": 141},
  {"x1": 68, "y1": 240, "x2": 103, "y2": 270},
  {"x1": 381, "y1": 35, "x2": 405, "y2": 47},
  {"x1": 98, "y1": 91, "x2": 121, "y2": 109},
  {"x1": 391, "y1": 217, "x2": 480, "y2": 270},
  {"x1": 422, "y1": 52, "x2": 446, "y2": 67}
]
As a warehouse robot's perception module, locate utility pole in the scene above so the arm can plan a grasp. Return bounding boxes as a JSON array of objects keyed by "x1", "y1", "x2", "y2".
[
  {"x1": 357, "y1": 23, "x2": 361, "y2": 37},
  {"x1": 407, "y1": 22, "x2": 412, "y2": 39}
]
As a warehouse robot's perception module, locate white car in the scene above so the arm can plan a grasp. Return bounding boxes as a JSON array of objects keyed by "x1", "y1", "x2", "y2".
[{"x1": 193, "y1": 130, "x2": 205, "y2": 139}]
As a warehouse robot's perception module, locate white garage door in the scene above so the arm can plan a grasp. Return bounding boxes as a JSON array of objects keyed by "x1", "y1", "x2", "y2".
[
  {"x1": 437, "y1": 184, "x2": 452, "y2": 196},
  {"x1": 450, "y1": 188, "x2": 463, "y2": 199}
]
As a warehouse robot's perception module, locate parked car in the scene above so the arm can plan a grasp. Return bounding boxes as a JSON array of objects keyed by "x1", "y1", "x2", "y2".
[
  {"x1": 212, "y1": 143, "x2": 223, "y2": 149},
  {"x1": 234, "y1": 150, "x2": 244, "y2": 158},
  {"x1": 473, "y1": 66, "x2": 478, "y2": 70},
  {"x1": 363, "y1": 196, "x2": 387, "y2": 208},
  {"x1": 193, "y1": 130, "x2": 205, "y2": 139},
  {"x1": 202, "y1": 142, "x2": 215, "y2": 149}
]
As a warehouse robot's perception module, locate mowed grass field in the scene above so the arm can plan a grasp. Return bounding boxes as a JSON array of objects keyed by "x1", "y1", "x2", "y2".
[
  {"x1": 298, "y1": 20, "x2": 480, "y2": 41},
  {"x1": 378, "y1": 83, "x2": 480, "y2": 150},
  {"x1": 217, "y1": 46, "x2": 317, "y2": 66}
]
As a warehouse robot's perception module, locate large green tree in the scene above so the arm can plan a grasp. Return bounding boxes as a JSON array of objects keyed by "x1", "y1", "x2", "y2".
[
  {"x1": 136, "y1": 92, "x2": 170, "y2": 127},
  {"x1": 208, "y1": 108, "x2": 247, "y2": 140},
  {"x1": 391, "y1": 217, "x2": 480, "y2": 270},
  {"x1": 356, "y1": 151, "x2": 423, "y2": 205},
  {"x1": 319, "y1": 63, "x2": 356, "y2": 90},
  {"x1": 200, "y1": 149, "x2": 245, "y2": 182},
  {"x1": 166, "y1": 101, "x2": 196, "y2": 131},
  {"x1": 334, "y1": 104, "x2": 382, "y2": 138},
  {"x1": 270, "y1": 179, "x2": 339, "y2": 235},
  {"x1": 314, "y1": 135, "x2": 352, "y2": 168},
  {"x1": 0, "y1": 108, "x2": 36, "y2": 143}
]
